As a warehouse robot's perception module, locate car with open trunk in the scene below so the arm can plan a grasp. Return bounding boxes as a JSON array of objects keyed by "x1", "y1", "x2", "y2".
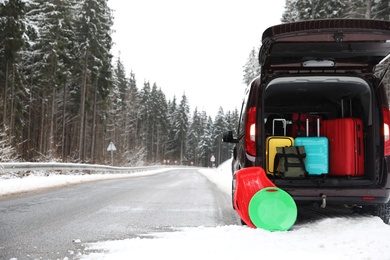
[{"x1": 223, "y1": 19, "x2": 390, "y2": 223}]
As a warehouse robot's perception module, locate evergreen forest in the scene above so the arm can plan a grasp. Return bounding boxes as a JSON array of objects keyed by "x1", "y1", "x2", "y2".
[
  {"x1": 1, "y1": 0, "x2": 390, "y2": 166},
  {"x1": 0, "y1": 0, "x2": 240, "y2": 167}
]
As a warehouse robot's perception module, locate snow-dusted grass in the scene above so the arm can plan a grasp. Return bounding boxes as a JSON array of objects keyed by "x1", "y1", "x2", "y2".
[{"x1": 1, "y1": 160, "x2": 390, "y2": 259}]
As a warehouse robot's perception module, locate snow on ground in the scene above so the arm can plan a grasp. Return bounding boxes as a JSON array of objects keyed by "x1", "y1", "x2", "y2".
[
  {"x1": 0, "y1": 168, "x2": 170, "y2": 197},
  {"x1": 1, "y1": 161, "x2": 390, "y2": 259}
]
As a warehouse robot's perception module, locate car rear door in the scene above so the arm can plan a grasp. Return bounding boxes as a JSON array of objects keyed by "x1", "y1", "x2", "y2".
[{"x1": 259, "y1": 19, "x2": 390, "y2": 79}]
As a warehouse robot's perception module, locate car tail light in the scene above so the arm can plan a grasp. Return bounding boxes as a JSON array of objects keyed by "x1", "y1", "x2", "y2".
[
  {"x1": 382, "y1": 106, "x2": 390, "y2": 156},
  {"x1": 362, "y1": 196, "x2": 375, "y2": 201},
  {"x1": 245, "y1": 107, "x2": 257, "y2": 156}
]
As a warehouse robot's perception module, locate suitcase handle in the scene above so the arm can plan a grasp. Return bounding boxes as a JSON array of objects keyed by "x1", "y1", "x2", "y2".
[
  {"x1": 306, "y1": 117, "x2": 321, "y2": 137},
  {"x1": 273, "y1": 119, "x2": 287, "y2": 136},
  {"x1": 317, "y1": 117, "x2": 320, "y2": 137}
]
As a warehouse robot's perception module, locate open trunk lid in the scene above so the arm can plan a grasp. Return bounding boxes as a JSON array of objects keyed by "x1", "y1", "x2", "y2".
[{"x1": 259, "y1": 19, "x2": 390, "y2": 78}]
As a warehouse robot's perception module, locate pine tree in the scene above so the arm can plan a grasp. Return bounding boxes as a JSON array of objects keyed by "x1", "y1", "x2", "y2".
[
  {"x1": 154, "y1": 87, "x2": 169, "y2": 163},
  {"x1": 280, "y1": 0, "x2": 390, "y2": 22},
  {"x1": 373, "y1": 0, "x2": 390, "y2": 20},
  {"x1": 176, "y1": 93, "x2": 190, "y2": 164},
  {"x1": 148, "y1": 83, "x2": 168, "y2": 162},
  {"x1": 243, "y1": 47, "x2": 260, "y2": 86},
  {"x1": 23, "y1": 0, "x2": 78, "y2": 160},
  {"x1": 108, "y1": 57, "x2": 127, "y2": 164},
  {"x1": 343, "y1": 0, "x2": 368, "y2": 18},
  {"x1": 213, "y1": 107, "x2": 228, "y2": 166},
  {"x1": 125, "y1": 71, "x2": 145, "y2": 165},
  {"x1": 198, "y1": 114, "x2": 214, "y2": 167},
  {"x1": 139, "y1": 81, "x2": 151, "y2": 162},
  {"x1": 282, "y1": 0, "x2": 298, "y2": 22},
  {"x1": 282, "y1": 0, "x2": 348, "y2": 22},
  {"x1": 0, "y1": 0, "x2": 25, "y2": 140},
  {"x1": 222, "y1": 108, "x2": 239, "y2": 161},
  {"x1": 166, "y1": 96, "x2": 180, "y2": 163},
  {"x1": 74, "y1": 0, "x2": 113, "y2": 162},
  {"x1": 127, "y1": 71, "x2": 141, "y2": 151},
  {"x1": 186, "y1": 108, "x2": 204, "y2": 165}
]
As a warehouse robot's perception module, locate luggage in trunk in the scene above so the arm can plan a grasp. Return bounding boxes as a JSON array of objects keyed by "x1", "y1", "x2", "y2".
[
  {"x1": 266, "y1": 119, "x2": 294, "y2": 175},
  {"x1": 294, "y1": 117, "x2": 329, "y2": 175},
  {"x1": 274, "y1": 146, "x2": 307, "y2": 178},
  {"x1": 291, "y1": 113, "x2": 320, "y2": 138},
  {"x1": 321, "y1": 118, "x2": 364, "y2": 177}
]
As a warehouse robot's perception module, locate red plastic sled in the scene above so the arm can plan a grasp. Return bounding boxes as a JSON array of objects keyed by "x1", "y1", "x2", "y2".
[{"x1": 233, "y1": 167, "x2": 276, "y2": 228}]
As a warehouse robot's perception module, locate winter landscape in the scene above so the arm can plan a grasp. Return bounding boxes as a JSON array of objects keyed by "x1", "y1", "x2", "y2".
[
  {"x1": 1, "y1": 160, "x2": 390, "y2": 259},
  {"x1": 1, "y1": 1, "x2": 390, "y2": 259}
]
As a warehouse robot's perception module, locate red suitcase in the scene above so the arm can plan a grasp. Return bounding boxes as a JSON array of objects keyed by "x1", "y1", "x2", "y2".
[{"x1": 321, "y1": 118, "x2": 364, "y2": 177}]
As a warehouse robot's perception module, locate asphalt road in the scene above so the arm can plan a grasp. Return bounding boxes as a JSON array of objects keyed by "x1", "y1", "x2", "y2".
[{"x1": 0, "y1": 169, "x2": 240, "y2": 259}]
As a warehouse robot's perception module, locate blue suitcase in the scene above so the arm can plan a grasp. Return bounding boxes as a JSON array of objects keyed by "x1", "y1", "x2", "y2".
[{"x1": 295, "y1": 118, "x2": 329, "y2": 175}]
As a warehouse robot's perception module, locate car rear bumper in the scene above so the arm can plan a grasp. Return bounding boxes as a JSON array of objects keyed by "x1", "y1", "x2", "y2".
[{"x1": 284, "y1": 187, "x2": 390, "y2": 205}]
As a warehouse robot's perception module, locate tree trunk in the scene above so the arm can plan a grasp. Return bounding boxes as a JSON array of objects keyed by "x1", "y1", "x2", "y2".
[
  {"x1": 180, "y1": 137, "x2": 184, "y2": 164},
  {"x1": 27, "y1": 79, "x2": 33, "y2": 160},
  {"x1": 156, "y1": 125, "x2": 160, "y2": 163},
  {"x1": 83, "y1": 109, "x2": 88, "y2": 162},
  {"x1": 39, "y1": 96, "x2": 45, "y2": 155},
  {"x1": 49, "y1": 87, "x2": 56, "y2": 156},
  {"x1": 3, "y1": 61, "x2": 9, "y2": 133},
  {"x1": 79, "y1": 53, "x2": 88, "y2": 162},
  {"x1": 10, "y1": 64, "x2": 15, "y2": 137},
  {"x1": 62, "y1": 80, "x2": 67, "y2": 161},
  {"x1": 90, "y1": 77, "x2": 98, "y2": 164}
]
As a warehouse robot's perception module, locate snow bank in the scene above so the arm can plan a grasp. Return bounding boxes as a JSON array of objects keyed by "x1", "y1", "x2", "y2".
[
  {"x1": 82, "y1": 217, "x2": 390, "y2": 260},
  {"x1": 82, "y1": 160, "x2": 390, "y2": 259},
  {"x1": 1, "y1": 160, "x2": 389, "y2": 259},
  {"x1": 0, "y1": 169, "x2": 169, "y2": 197}
]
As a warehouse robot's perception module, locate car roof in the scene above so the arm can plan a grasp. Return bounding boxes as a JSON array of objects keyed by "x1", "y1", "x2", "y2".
[{"x1": 259, "y1": 19, "x2": 390, "y2": 77}]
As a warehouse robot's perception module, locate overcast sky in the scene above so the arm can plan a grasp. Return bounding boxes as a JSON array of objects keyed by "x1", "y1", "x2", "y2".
[{"x1": 107, "y1": 0, "x2": 286, "y2": 117}]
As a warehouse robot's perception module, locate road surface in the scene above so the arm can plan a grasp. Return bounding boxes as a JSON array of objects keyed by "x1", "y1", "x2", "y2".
[{"x1": 0, "y1": 169, "x2": 239, "y2": 259}]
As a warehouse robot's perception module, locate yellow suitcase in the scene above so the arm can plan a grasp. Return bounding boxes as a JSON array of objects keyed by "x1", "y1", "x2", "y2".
[{"x1": 265, "y1": 119, "x2": 294, "y2": 175}]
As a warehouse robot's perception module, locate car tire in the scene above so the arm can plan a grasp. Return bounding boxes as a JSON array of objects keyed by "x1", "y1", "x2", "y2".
[
  {"x1": 372, "y1": 202, "x2": 390, "y2": 224},
  {"x1": 231, "y1": 177, "x2": 236, "y2": 209}
]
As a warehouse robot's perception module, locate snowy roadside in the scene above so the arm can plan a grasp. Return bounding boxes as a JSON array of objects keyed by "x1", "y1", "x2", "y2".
[
  {"x1": 0, "y1": 168, "x2": 171, "y2": 197},
  {"x1": 80, "y1": 160, "x2": 390, "y2": 260},
  {"x1": 1, "y1": 160, "x2": 390, "y2": 259},
  {"x1": 0, "y1": 160, "x2": 229, "y2": 198},
  {"x1": 198, "y1": 161, "x2": 232, "y2": 196}
]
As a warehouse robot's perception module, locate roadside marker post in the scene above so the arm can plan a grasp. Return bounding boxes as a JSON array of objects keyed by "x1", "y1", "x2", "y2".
[{"x1": 107, "y1": 142, "x2": 117, "y2": 165}]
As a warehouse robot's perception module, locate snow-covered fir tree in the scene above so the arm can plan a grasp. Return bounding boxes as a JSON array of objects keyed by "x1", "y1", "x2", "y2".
[
  {"x1": 243, "y1": 47, "x2": 261, "y2": 86},
  {"x1": 282, "y1": 0, "x2": 389, "y2": 22},
  {"x1": 0, "y1": 0, "x2": 240, "y2": 165},
  {"x1": 176, "y1": 93, "x2": 190, "y2": 164},
  {"x1": 0, "y1": 0, "x2": 25, "y2": 152}
]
